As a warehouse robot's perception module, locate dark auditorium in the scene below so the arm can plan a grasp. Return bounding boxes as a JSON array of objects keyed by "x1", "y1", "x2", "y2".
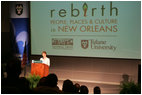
[{"x1": 1, "y1": 1, "x2": 141, "y2": 94}]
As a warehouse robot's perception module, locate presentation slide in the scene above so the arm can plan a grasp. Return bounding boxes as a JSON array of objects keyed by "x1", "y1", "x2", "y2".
[{"x1": 31, "y1": 1, "x2": 141, "y2": 59}]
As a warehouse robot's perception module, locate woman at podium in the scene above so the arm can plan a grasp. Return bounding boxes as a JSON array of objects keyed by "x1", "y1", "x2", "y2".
[
  {"x1": 40, "y1": 51, "x2": 50, "y2": 67},
  {"x1": 31, "y1": 51, "x2": 50, "y2": 77}
]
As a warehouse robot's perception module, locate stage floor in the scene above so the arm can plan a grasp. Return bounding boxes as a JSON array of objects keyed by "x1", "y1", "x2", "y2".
[{"x1": 20, "y1": 64, "x2": 120, "y2": 94}]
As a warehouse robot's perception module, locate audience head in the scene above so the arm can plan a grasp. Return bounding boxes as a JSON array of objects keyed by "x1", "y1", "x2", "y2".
[
  {"x1": 6, "y1": 56, "x2": 21, "y2": 78},
  {"x1": 46, "y1": 73, "x2": 58, "y2": 87},
  {"x1": 74, "y1": 83, "x2": 80, "y2": 93},
  {"x1": 37, "y1": 77, "x2": 47, "y2": 87},
  {"x1": 62, "y1": 79, "x2": 74, "y2": 93},
  {"x1": 94, "y1": 86, "x2": 101, "y2": 94},
  {"x1": 80, "y1": 85, "x2": 89, "y2": 94}
]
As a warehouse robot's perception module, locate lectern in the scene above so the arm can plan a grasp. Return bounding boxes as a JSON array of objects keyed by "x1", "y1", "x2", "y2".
[{"x1": 31, "y1": 60, "x2": 49, "y2": 77}]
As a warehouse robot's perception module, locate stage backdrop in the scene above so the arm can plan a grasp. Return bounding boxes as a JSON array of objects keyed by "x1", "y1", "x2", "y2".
[{"x1": 30, "y1": 1, "x2": 141, "y2": 59}]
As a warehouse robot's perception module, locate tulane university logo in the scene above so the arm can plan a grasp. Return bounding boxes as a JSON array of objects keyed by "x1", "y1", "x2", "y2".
[
  {"x1": 81, "y1": 40, "x2": 89, "y2": 49},
  {"x1": 16, "y1": 4, "x2": 23, "y2": 16}
]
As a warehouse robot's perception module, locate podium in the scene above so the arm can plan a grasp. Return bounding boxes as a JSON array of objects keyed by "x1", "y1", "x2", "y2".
[{"x1": 31, "y1": 63, "x2": 49, "y2": 77}]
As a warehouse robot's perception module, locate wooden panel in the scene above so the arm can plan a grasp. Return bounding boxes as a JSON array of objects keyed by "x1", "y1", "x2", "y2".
[{"x1": 31, "y1": 63, "x2": 49, "y2": 77}]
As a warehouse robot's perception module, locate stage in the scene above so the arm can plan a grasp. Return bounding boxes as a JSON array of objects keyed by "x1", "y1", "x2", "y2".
[
  {"x1": 19, "y1": 55, "x2": 140, "y2": 94},
  {"x1": 20, "y1": 64, "x2": 120, "y2": 94}
]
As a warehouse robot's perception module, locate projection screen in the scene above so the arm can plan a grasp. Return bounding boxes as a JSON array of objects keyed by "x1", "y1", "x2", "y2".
[{"x1": 30, "y1": 1, "x2": 141, "y2": 59}]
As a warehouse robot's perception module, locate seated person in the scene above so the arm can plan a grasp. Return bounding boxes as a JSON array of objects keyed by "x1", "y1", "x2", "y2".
[
  {"x1": 33, "y1": 73, "x2": 62, "y2": 94},
  {"x1": 80, "y1": 85, "x2": 89, "y2": 94},
  {"x1": 74, "y1": 83, "x2": 80, "y2": 93},
  {"x1": 62, "y1": 79, "x2": 74, "y2": 94},
  {"x1": 94, "y1": 86, "x2": 101, "y2": 94}
]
